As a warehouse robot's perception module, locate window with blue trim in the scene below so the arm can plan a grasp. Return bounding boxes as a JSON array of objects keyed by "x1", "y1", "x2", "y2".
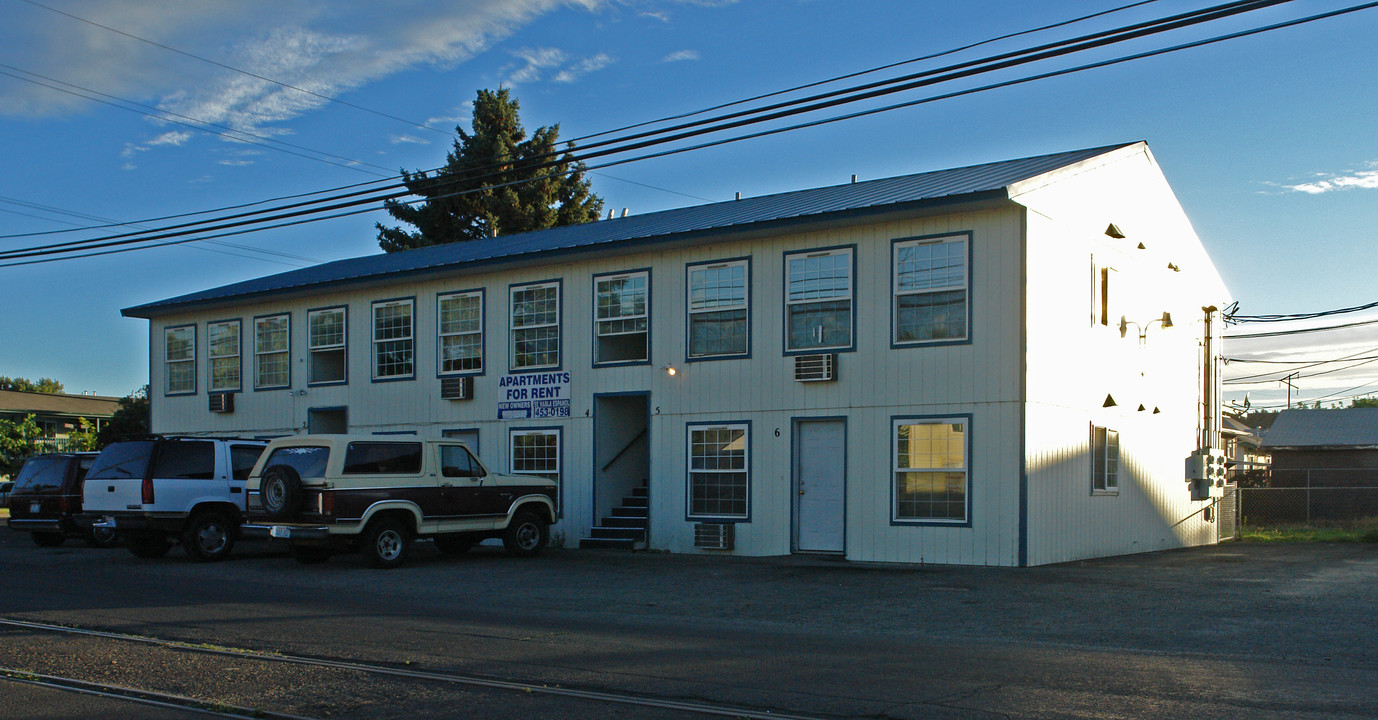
[
  {"x1": 688, "y1": 261, "x2": 748, "y2": 358},
  {"x1": 254, "y1": 315, "x2": 290, "y2": 389},
  {"x1": 439, "y1": 291, "x2": 483, "y2": 374},
  {"x1": 164, "y1": 325, "x2": 195, "y2": 395},
  {"x1": 308, "y1": 308, "x2": 346, "y2": 384},
  {"x1": 510, "y1": 283, "x2": 559, "y2": 370},
  {"x1": 785, "y1": 248, "x2": 853, "y2": 351},
  {"x1": 893, "y1": 418, "x2": 967, "y2": 522},
  {"x1": 595, "y1": 272, "x2": 648, "y2": 364},
  {"x1": 208, "y1": 320, "x2": 240, "y2": 392},
  {"x1": 893, "y1": 236, "x2": 968, "y2": 344},
  {"x1": 688, "y1": 423, "x2": 749, "y2": 519},
  {"x1": 372, "y1": 300, "x2": 414, "y2": 379}
]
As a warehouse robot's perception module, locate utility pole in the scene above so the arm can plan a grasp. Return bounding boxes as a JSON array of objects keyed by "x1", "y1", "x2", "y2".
[{"x1": 1280, "y1": 372, "x2": 1299, "y2": 409}]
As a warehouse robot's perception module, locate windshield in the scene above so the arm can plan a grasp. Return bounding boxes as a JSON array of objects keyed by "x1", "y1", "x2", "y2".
[
  {"x1": 86, "y1": 441, "x2": 155, "y2": 481},
  {"x1": 14, "y1": 456, "x2": 68, "y2": 492}
]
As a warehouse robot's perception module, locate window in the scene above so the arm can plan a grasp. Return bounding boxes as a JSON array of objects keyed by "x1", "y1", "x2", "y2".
[
  {"x1": 1092, "y1": 426, "x2": 1120, "y2": 493},
  {"x1": 230, "y1": 444, "x2": 266, "y2": 481},
  {"x1": 594, "y1": 271, "x2": 649, "y2": 364},
  {"x1": 254, "y1": 314, "x2": 290, "y2": 389},
  {"x1": 264, "y1": 446, "x2": 330, "y2": 479},
  {"x1": 208, "y1": 320, "x2": 241, "y2": 392},
  {"x1": 151, "y1": 440, "x2": 215, "y2": 480},
  {"x1": 510, "y1": 429, "x2": 561, "y2": 481},
  {"x1": 510, "y1": 282, "x2": 560, "y2": 371},
  {"x1": 343, "y1": 442, "x2": 422, "y2": 475},
  {"x1": 893, "y1": 235, "x2": 968, "y2": 345},
  {"x1": 308, "y1": 307, "x2": 346, "y2": 385},
  {"x1": 441, "y1": 445, "x2": 482, "y2": 477},
  {"x1": 893, "y1": 417, "x2": 968, "y2": 523},
  {"x1": 688, "y1": 423, "x2": 749, "y2": 519},
  {"x1": 164, "y1": 325, "x2": 196, "y2": 395},
  {"x1": 688, "y1": 259, "x2": 749, "y2": 358},
  {"x1": 372, "y1": 299, "x2": 414, "y2": 380},
  {"x1": 784, "y1": 248, "x2": 853, "y2": 352},
  {"x1": 439, "y1": 291, "x2": 483, "y2": 374}
]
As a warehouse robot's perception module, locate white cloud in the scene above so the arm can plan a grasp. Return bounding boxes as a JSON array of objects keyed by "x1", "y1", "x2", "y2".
[
  {"x1": 662, "y1": 49, "x2": 699, "y2": 63},
  {"x1": 1282, "y1": 163, "x2": 1378, "y2": 194},
  {"x1": 390, "y1": 134, "x2": 431, "y2": 145},
  {"x1": 218, "y1": 158, "x2": 254, "y2": 166},
  {"x1": 553, "y1": 53, "x2": 615, "y2": 83},
  {"x1": 505, "y1": 47, "x2": 568, "y2": 84},
  {"x1": 146, "y1": 131, "x2": 192, "y2": 147},
  {"x1": 1, "y1": 0, "x2": 609, "y2": 138}
]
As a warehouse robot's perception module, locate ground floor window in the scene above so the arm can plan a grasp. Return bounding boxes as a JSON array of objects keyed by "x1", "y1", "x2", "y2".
[
  {"x1": 687, "y1": 423, "x2": 749, "y2": 520},
  {"x1": 1092, "y1": 425, "x2": 1119, "y2": 493},
  {"x1": 893, "y1": 417, "x2": 968, "y2": 523},
  {"x1": 510, "y1": 428, "x2": 561, "y2": 482}
]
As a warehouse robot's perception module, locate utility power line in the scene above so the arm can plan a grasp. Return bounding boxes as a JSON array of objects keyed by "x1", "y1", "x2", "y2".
[{"x1": 4, "y1": 0, "x2": 1370, "y2": 267}]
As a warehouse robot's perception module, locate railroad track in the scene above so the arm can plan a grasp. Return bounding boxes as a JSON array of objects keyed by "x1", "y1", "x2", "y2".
[{"x1": 0, "y1": 618, "x2": 829, "y2": 720}]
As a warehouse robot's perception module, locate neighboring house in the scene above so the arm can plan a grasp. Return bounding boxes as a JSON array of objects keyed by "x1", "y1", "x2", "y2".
[
  {"x1": 0, "y1": 389, "x2": 118, "y2": 446},
  {"x1": 1261, "y1": 408, "x2": 1378, "y2": 470},
  {"x1": 121, "y1": 141, "x2": 1230, "y2": 566},
  {"x1": 1222, "y1": 415, "x2": 1269, "y2": 479}
]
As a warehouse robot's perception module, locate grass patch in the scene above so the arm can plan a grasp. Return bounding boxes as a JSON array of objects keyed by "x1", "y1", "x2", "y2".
[{"x1": 1240, "y1": 518, "x2": 1378, "y2": 543}]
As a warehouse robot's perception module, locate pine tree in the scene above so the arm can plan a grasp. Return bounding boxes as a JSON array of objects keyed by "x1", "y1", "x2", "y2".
[{"x1": 376, "y1": 88, "x2": 603, "y2": 253}]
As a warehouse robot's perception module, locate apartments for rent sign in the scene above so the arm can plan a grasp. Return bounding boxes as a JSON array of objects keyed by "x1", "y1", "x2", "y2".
[{"x1": 497, "y1": 372, "x2": 572, "y2": 420}]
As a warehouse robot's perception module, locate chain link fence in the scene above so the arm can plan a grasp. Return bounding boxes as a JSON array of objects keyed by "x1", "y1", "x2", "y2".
[{"x1": 1236, "y1": 468, "x2": 1378, "y2": 527}]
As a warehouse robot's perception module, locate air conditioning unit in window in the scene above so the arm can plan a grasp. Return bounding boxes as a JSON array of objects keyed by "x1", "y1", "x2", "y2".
[
  {"x1": 693, "y1": 522, "x2": 734, "y2": 550},
  {"x1": 793, "y1": 353, "x2": 837, "y2": 382},
  {"x1": 208, "y1": 392, "x2": 234, "y2": 414},
  {"x1": 440, "y1": 376, "x2": 474, "y2": 400}
]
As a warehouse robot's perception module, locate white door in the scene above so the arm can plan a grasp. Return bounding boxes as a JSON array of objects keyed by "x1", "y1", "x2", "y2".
[{"x1": 795, "y1": 419, "x2": 846, "y2": 553}]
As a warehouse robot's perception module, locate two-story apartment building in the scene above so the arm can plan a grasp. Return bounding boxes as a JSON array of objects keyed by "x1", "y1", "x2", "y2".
[{"x1": 123, "y1": 141, "x2": 1230, "y2": 566}]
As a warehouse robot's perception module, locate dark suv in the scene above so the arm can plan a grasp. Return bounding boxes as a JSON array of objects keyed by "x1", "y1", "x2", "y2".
[{"x1": 6, "y1": 452, "x2": 115, "y2": 548}]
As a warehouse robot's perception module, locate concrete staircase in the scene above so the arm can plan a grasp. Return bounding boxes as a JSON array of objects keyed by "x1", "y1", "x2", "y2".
[{"x1": 579, "y1": 483, "x2": 648, "y2": 550}]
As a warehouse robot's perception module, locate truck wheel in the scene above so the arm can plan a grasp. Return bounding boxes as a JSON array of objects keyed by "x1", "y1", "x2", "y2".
[
  {"x1": 502, "y1": 510, "x2": 548, "y2": 557},
  {"x1": 363, "y1": 518, "x2": 411, "y2": 569},
  {"x1": 260, "y1": 465, "x2": 304, "y2": 519},
  {"x1": 31, "y1": 532, "x2": 65, "y2": 548},
  {"x1": 125, "y1": 531, "x2": 172, "y2": 559},
  {"x1": 290, "y1": 544, "x2": 332, "y2": 565},
  {"x1": 434, "y1": 534, "x2": 474, "y2": 555},
  {"x1": 84, "y1": 526, "x2": 120, "y2": 549},
  {"x1": 182, "y1": 512, "x2": 236, "y2": 562}
]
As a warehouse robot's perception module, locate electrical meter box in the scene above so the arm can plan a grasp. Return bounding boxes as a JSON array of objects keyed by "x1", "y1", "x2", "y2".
[{"x1": 1186, "y1": 448, "x2": 1227, "y2": 500}]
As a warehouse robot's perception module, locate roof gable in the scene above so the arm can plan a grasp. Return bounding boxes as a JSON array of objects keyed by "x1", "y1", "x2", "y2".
[{"x1": 124, "y1": 142, "x2": 1137, "y2": 318}]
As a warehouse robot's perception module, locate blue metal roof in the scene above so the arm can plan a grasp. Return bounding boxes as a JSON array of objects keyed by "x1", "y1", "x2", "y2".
[
  {"x1": 1261, "y1": 409, "x2": 1378, "y2": 449},
  {"x1": 124, "y1": 143, "x2": 1135, "y2": 317}
]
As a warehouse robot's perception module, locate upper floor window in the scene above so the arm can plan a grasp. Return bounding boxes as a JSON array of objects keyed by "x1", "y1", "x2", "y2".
[
  {"x1": 254, "y1": 314, "x2": 290, "y2": 389},
  {"x1": 687, "y1": 259, "x2": 749, "y2": 359},
  {"x1": 510, "y1": 282, "x2": 560, "y2": 371},
  {"x1": 594, "y1": 271, "x2": 649, "y2": 364},
  {"x1": 207, "y1": 320, "x2": 241, "y2": 392},
  {"x1": 893, "y1": 417, "x2": 968, "y2": 524},
  {"x1": 439, "y1": 290, "x2": 483, "y2": 375},
  {"x1": 372, "y1": 299, "x2": 414, "y2": 380},
  {"x1": 164, "y1": 325, "x2": 196, "y2": 395},
  {"x1": 893, "y1": 235, "x2": 968, "y2": 345},
  {"x1": 785, "y1": 248, "x2": 853, "y2": 352},
  {"x1": 308, "y1": 307, "x2": 346, "y2": 385}
]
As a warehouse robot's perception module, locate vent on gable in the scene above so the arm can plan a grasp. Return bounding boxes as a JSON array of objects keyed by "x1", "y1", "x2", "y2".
[
  {"x1": 208, "y1": 392, "x2": 234, "y2": 414},
  {"x1": 793, "y1": 353, "x2": 837, "y2": 382},
  {"x1": 440, "y1": 375, "x2": 474, "y2": 400},
  {"x1": 693, "y1": 522, "x2": 734, "y2": 550}
]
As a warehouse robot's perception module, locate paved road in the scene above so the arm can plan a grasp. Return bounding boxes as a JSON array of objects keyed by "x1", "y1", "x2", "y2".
[{"x1": 1, "y1": 529, "x2": 1374, "y2": 719}]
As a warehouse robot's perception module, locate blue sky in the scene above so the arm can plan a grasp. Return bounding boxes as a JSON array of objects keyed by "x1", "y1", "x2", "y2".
[{"x1": 2, "y1": 0, "x2": 1376, "y2": 410}]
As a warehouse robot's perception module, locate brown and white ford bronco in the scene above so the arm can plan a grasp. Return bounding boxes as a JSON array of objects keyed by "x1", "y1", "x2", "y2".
[{"x1": 241, "y1": 435, "x2": 556, "y2": 568}]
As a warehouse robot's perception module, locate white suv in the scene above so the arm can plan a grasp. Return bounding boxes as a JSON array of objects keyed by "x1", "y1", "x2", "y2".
[
  {"x1": 81, "y1": 436, "x2": 267, "y2": 561},
  {"x1": 242, "y1": 435, "x2": 557, "y2": 568}
]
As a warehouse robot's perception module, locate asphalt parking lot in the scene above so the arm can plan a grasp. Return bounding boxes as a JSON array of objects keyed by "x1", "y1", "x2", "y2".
[{"x1": 2, "y1": 523, "x2": 1375, "y2": 719}]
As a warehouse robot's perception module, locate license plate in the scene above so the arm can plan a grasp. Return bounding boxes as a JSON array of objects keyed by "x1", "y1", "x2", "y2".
[
  {"x1": 269, "y1": 526, "x2": 290, "y2": 539},
  {"x1": 30, "y1": 501, "x2": 40, "y2": 514}
]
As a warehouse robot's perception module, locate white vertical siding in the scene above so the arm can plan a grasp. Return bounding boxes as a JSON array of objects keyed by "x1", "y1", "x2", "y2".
[
  {"x1": 146, "y1": 205, "x2": 1029, "y2": 565},
  {"x1": 1016, "y1": 146, "x2": 1227, "y2": 565}
]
